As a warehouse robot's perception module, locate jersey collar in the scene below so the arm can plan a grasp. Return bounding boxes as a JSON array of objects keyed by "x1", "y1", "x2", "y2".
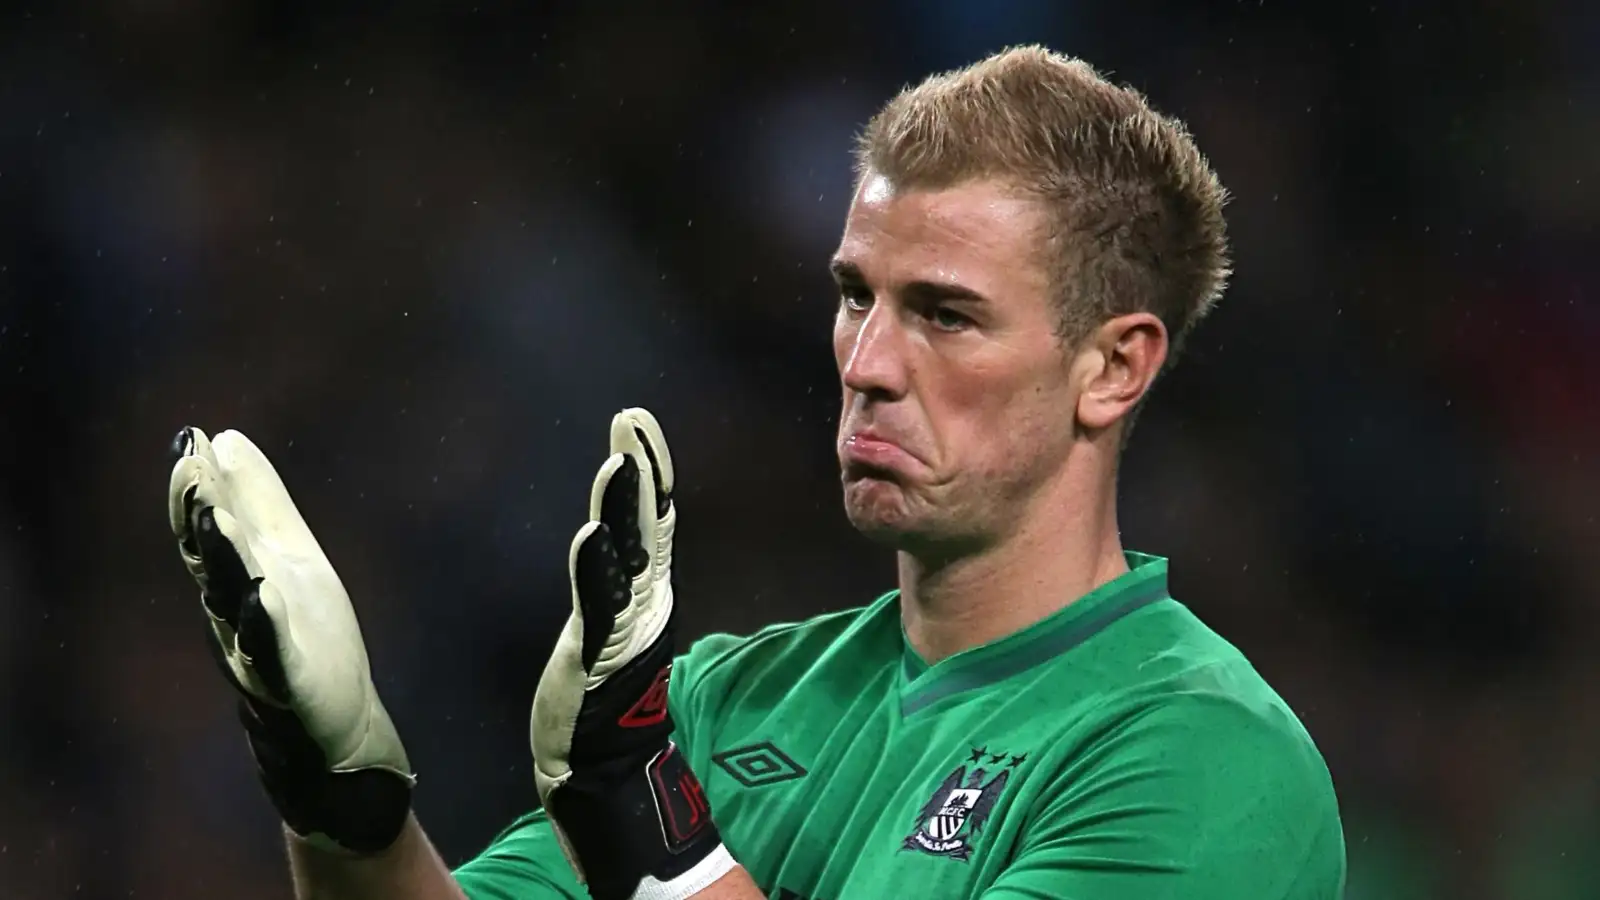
[{"x1": 896, "y1": 551, "x2": 1172, "y2": 717}]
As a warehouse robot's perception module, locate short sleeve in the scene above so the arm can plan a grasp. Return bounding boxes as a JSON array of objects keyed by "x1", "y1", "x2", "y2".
[
  {"x1": 984, "y1": 693, "x2": 1346, "y2": 900},
  {"x1": 451, "y1": 810, "x2": 585, "y2": 900},
  {"x1": 665, "y1": 631, "x2": 746, "y2": 749}
]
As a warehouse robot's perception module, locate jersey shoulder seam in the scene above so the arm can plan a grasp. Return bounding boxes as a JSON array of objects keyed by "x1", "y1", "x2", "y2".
[{"x1": 681, "y1": 591, "x2": 898, "y2": 691}]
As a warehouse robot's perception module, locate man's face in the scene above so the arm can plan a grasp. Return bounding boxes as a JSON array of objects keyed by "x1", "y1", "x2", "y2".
[{"x1": 831, "y1": 173, "x2": 1081, "y2": 550}]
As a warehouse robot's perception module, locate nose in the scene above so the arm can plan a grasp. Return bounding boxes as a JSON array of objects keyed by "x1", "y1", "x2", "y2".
[{"x1": 839, "y1": 302, "x2": 909, "y2": 401}]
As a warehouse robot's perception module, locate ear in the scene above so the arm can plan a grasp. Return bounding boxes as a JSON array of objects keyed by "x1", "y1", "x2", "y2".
[{"x1": 1073, "y1": 313, "x2": 1169, "y2": 432}]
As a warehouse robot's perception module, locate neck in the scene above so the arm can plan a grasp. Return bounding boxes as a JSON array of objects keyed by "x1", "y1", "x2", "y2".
[{"x1": 898, "y1": 448, "x2": 1128, "y2": 664}]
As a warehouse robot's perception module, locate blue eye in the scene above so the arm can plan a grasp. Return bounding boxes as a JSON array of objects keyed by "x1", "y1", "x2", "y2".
[{"x1": 931, "y1": 307, "x2": 971, "y2": 331}]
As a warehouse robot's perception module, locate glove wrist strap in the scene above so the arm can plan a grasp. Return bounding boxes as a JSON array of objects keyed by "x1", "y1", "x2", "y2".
[
  {"x1": 549, "y1": 741, "x2": 723, "y2": 900},
  {"x1": 241, "y1": 699, "x2": 413, "y2": 855},
  {"x1": 631, "y1": 843, "x2": 737, "y2": 900}
]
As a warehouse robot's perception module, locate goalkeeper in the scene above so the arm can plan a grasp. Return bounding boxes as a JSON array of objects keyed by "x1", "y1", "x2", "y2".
[{"x1": 166, "y1": 46, "x2": 1345, "y2": 900}]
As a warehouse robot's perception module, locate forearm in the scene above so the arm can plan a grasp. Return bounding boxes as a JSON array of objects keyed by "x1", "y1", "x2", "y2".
[{"x1": 286, "y1": 814, "x2": 468, "y2": 900}]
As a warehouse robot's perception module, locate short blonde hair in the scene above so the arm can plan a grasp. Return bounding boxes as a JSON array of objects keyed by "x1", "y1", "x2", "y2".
[{"x1": 855, "y1": 45, "x2": 1231, "y2": 362}]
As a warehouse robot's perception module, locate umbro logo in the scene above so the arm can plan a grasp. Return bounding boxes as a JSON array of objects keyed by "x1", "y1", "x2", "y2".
[{"x1": 711, "y1": 741, "x2": 807, "y2": 788}]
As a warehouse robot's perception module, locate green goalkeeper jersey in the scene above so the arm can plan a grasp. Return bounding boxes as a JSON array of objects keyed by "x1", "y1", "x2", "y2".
[{"x1": 453, "y1": 552, "x2": 1346, "y2": 899}]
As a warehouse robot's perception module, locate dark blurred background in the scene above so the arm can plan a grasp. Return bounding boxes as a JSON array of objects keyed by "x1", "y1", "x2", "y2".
[{"x1": 0, "y1": 2, "x2": 1595, "y2": 898}]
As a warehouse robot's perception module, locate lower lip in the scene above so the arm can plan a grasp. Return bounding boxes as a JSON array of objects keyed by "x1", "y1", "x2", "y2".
[{"x1": 842, "y1": 436, "x2": 913, "y2": 469}]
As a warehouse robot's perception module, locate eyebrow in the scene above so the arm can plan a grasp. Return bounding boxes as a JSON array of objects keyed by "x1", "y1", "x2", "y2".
[
  {"x1": 829, "y1": 258, "x2": 864, "y2": 283},
  {"x1": 828, "y1": 258, "x2": 990, "y2": 305}
]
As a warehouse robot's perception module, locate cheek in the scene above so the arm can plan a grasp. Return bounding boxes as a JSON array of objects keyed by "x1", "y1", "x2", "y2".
[
  {"x1": 937, "y1": 353, "x2": 1037, "y2": 426},
  {"x1": 831, "y1": 313, "x2": 854, "y2": 377},
  {"x1": 833, "y1": 317, "x2": 858, "y2": 441},
  {"x1": 937, "y1": 355, "x2": 1073, "y2": 467}
]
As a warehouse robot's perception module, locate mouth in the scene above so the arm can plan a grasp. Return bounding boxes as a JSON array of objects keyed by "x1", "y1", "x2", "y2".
[{"x1": 839, "y1": 431, "x2": 918, "y2": 478}]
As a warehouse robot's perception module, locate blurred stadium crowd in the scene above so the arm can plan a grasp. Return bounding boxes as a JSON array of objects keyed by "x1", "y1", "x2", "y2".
[{"x1": 0, "y1": 2, "x2": 1595, "y2": 899}]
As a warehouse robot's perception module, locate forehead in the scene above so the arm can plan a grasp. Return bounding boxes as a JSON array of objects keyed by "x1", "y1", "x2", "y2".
[{"x1": 832, "y1": 173, "x2": 1049, "y2": 290}]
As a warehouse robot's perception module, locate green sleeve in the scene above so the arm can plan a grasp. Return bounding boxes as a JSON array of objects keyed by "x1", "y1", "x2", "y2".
[
  {"x1": 985, "y1": 693, "x2": 1346, "y2": 900},
  {"x1": 450, "y1": 809, "x2": 584, "y2": 899},
  {"x1": 451, "y1": 633, "x2": 746, "y2": 899}
]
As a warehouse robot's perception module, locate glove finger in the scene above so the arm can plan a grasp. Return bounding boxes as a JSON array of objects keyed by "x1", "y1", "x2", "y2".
[
  {"x1": 201, "y1": 602, "x2": 250, "y2": 696},
  {"x1": 599, "y1": 454, "x2": 650, "y2": 580},
  {"x1": 211, "y1": 430, "x2": 319, "y2": 549},
  {"x1": 196, "y1": 506, "x2": 254, "y2": 628},
  {"x1": 237, "y1": 580, "x2": 293, "y2": 705},
  {"x1": 169, "y1": 425, "x2": 215, "y2": 465},
  {"x1": 614, "y1": 408, "x2": 674, "y2": 508},
  {"x1": 571, "y1": 520, "x2": 628, "y2": 672},
  {"x1": 169, "y1": 448, "x2": 220, "y2": 569},
  {"x1": 585, "y1": 448, "x2": 643, "y2": 579},
  {"x1": 609, "y1": 412, "x2": 667, "y2": 539},
  {"x1": 609, "y1": 412, "x2": 675, "y2": 596},
  {"x1": 198, "y1": 582, "x2": 285, "y2": 713}
]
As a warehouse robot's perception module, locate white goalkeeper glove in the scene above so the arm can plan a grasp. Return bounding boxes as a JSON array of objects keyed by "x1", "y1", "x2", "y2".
[
  {"x1": 168, "y1": 426, "x2": 414, "y2": 854},
  {"x1": 531, "y1": 408, "x2": 733, "y2": 900}
]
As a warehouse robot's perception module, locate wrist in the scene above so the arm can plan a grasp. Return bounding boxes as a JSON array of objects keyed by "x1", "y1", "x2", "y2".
[
  {"x1": 548, "y1": 741, "x2": 723, "y2": 900},
  {"x1": 272, "y1": 767, "x2": 414, "y2": 855},
  {"x1": 241, "y1": 700, "x2": 414, "y2": 854}
]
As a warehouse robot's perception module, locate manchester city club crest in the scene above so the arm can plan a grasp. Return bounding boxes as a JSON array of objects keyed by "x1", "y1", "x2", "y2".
[{"x1": 902, "y1": 748, "x2": 1022, "y2": 861}]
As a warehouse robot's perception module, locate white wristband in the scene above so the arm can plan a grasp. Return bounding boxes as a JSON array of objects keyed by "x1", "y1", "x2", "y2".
[{"x1": 630, "y1": 843, "x2": 739, "y2": 900}]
